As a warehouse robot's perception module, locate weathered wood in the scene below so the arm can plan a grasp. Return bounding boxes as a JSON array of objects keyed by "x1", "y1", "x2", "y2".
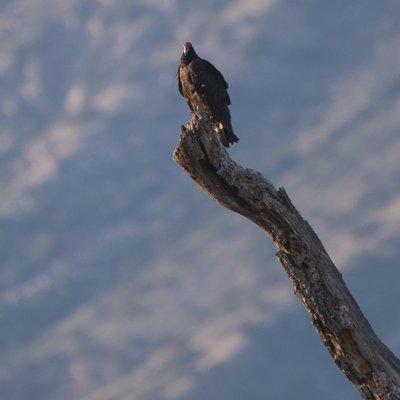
[{"x1": 173, "y1": 117, "x2": 400, "y2": 400}]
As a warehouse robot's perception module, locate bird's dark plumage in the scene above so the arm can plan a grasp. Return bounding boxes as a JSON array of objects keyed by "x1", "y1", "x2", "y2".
[{"x1": 177, "y1": 42, "x2": 239, "y2": 147}]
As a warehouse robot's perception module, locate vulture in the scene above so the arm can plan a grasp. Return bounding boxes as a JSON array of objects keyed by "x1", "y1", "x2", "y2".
[{"x1": 177, "y1": 42, "x2": 239, "y2": 147}]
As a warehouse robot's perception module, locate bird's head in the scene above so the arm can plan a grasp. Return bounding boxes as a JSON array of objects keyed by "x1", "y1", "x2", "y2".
[
  {"x1": 182, "y1": 42, "x2": 193, "y2": 55},
  {"x1": 181, "y1": 42, "x2": 198, "y2": 65}
]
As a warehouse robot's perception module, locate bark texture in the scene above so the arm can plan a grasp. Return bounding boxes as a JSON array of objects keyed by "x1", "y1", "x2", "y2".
[{"x1": 173, "y1": 117, "x2": 400, "y2": 400}]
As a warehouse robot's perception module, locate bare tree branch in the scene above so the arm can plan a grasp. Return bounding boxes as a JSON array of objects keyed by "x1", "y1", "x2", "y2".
[{"x1": 173, "y1": 118, "x2": 400, "y2": 400}]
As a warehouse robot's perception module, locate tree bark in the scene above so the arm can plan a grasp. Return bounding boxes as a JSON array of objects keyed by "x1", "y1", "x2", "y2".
[{"x1": 172, "y1": 117, "x2": 400, "y2": 400}]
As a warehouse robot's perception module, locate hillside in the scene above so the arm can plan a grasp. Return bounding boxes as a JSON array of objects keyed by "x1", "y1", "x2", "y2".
[{"x1": 1, "y1": 1, "x2": 399, "y2": 399}]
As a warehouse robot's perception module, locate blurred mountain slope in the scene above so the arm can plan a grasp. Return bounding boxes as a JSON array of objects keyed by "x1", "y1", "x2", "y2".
[{"x1": 0, "y1": 1, "x2": 399, "y2": 399}]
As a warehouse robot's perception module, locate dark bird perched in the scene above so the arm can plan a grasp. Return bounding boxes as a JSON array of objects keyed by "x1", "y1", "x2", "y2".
[{"x1": 178, "y1": 42, "x2": 239, "y2": 147}]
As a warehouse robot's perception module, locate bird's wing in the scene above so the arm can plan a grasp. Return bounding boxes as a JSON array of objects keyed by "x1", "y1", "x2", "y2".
[
  {"x1": 188, "y1": 59, "x2": 231, "y2": 112},
  {"x1": 177, "y1": 65, "x2": 184, "y2": 97},
  {"x1": 201, "y1": 59, "x2": 229, "y2": 89}
]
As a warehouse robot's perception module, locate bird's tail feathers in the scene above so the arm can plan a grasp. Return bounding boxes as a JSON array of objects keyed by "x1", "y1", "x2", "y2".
[{"x1": 214, "y1": 123, "x2": 239, "y2": 148}]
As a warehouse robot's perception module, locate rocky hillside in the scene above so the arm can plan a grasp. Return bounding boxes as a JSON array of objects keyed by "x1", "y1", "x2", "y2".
[{"x1": 1, "y1": 1, "x2": 399, "y2": 399}]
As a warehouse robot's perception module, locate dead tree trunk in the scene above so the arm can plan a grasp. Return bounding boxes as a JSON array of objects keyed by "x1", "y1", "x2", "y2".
[{"x1": 173, "y1": 118, "x2": 400, "y2": 400}]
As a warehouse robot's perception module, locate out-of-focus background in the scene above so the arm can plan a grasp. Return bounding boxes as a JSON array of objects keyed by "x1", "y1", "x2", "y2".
[{"x1": 1, "y1": 1, "x2": 400, "y2": 399}]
